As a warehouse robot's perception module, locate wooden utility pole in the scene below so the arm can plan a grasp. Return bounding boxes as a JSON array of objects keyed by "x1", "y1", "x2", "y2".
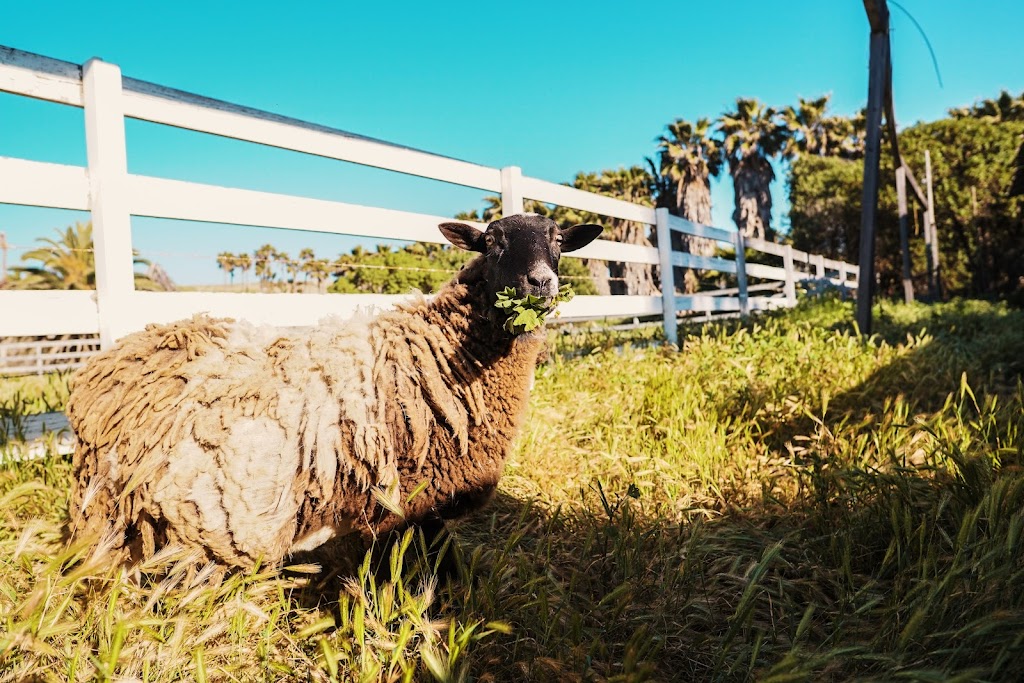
[
  {"x1": 924, "y1": 149, "x2": 941, "y2": 299},
  {"x1": 895, "y1": 167, "x2": 914, "y2": 303},
  {"x1": 857, "y1": 0, "x2": 890, "y2": 335}
]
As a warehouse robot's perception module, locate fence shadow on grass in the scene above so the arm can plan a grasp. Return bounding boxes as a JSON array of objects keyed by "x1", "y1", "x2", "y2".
[{"x1": 755, "y1": 300, "x2": 1024, "y2": 456}]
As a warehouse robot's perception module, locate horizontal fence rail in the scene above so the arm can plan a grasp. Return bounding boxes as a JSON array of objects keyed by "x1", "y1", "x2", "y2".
[{"x1": 1, "y1": 45, "x2": 858, "y2": 358}]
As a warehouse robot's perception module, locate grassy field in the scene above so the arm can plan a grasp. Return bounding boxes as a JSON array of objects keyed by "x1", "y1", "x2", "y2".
[{"x1": 1, "y1": 297, "x2": 1023, "y2": 681}]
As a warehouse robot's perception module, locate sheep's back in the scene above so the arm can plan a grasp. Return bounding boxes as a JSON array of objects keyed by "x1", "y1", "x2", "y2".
[{"x1": 67, "y1": 314, "x2": 391, "y2": 567}]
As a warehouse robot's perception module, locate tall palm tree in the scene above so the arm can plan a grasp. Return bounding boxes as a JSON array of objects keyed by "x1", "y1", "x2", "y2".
[
  {"x1": 216, "y1": 251, "x2": 235, "y2": 287},
  {"x1": 718, "y1": 98, "x2": 788, "y2": 240},
  {"x1": 657, "y1": 117, "x2": 724, "y2": 292},
  {"x1": 12, "y1": 221, "x2": 156, "y2": 290},
  {"x1": 586, "y1": 166, "x2": 657, "y2": 296},
  {"x1": 234, "y1": 252, "x2": 252, "y2": 292},
  {"x1": 253, "y1": 244, "x2": 276, "y2": 292},
  {"x1": 298, "y1": 247, "x2": 316, "y2": 291},
  {"x1": 782, "y1": 95, "x2": 862, "y2": 159}
]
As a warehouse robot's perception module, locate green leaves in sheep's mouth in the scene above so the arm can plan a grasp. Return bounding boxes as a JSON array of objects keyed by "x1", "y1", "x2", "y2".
[{"x1": 494, "y1": 284, "x2": 575, "y2": 334}]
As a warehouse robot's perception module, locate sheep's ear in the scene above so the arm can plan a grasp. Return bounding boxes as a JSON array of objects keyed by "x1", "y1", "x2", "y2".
[
  {"x1": 560, "y1": 224, "x2": 603, "y2": 252},
  {"x1": 439, "y1": 222, "x2": 487, "y2": 252}
]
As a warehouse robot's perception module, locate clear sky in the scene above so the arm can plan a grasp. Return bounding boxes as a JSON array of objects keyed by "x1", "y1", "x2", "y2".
[{"x1": 2, "y1": 1, "x2": 1022, "y2": 284}]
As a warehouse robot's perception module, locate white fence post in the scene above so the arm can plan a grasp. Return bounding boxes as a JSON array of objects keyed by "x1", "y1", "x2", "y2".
[
  {"x1": 500, "y1": 166, "x2": 524, "y2": 217},
  {"x1": 83, "y1": 58, "x2": 135, "y2": 349},
  {"x1": 734, "y1": 231, "x2": 749, "y2": 316},
  {"x1": 783, "y1": 244, "x2": 797, "y2": 307},
  {"x1": 654, "y1": 209, "x2": 678, "y2": 346}
]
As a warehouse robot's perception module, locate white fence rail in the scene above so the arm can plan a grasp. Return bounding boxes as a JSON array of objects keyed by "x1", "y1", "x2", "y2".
[
  {"x1": 0, "y1": 335, "x2": 100, "y2": 376},
  {"x1": 0, "y1": 45, "x2": 857, "y2": 355}
]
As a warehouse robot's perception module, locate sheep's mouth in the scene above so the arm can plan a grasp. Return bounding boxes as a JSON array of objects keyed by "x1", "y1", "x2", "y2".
[{"x1": 493, "y1": 285, "x2": 574, "y2": 336}]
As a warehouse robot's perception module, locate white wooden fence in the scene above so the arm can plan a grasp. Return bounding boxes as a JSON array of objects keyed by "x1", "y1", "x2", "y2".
[
  {"x1": 0, "y1": 335, "x2": 100, "y2": 376},
  {"x1": 0, "y1": 45, "x2": 857, "y2": 354}
]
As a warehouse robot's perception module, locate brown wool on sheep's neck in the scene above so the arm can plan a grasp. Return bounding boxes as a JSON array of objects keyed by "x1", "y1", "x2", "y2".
[{"x1": 66, "y1": 253, "x2": 544, "y2": 568}]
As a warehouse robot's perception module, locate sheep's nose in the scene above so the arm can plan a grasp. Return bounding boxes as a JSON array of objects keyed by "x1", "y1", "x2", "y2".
[{"x1": 527, "y1": 273, "x2": 552, "y2": 289}]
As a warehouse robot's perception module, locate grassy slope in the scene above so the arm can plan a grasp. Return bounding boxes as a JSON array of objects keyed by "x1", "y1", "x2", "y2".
[{"x1": 1, "y1": 298, "x2": 1022, "y2": 682}]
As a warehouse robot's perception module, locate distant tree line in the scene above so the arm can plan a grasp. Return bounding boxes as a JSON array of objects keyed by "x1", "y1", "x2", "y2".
[{"x1": 789, "y1": 90, "x2": 1024, "y2": 300}]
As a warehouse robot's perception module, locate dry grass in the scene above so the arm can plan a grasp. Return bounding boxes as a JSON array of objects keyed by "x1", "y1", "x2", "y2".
[{"x1": 1, "y1": 297, "x2": 1023, "y2": 681}]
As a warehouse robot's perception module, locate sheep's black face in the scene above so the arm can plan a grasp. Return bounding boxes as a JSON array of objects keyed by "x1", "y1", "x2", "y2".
[{"x1": 439, "y1": 214, "x2": 603, "y2": 303}]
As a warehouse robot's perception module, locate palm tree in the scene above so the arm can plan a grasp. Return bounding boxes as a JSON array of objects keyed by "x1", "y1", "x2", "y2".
[
  {"x1": 586, "y1": 166, "x2": 657, "y2": 296},
  {"x1": 298, "y1": 248, "x2": 316, "y2": 292},
  {"x1": 253, "y1": 244, "x2": 277, "y2": 292},
  {"x1": 782, "y1": 95, "x2": 862, "y2": 159},
  {"x1": 216, "y1": 251, "x2": 235, "y2": 287},
  {"x1": 11, "y1": 221, "x2": 156, "y2": 290},
  {"x1": 306, "y1": 257, "x2": 330, "y2": 293},
  {"x1": 275, "y1": 250, "x2": 300, "y2": 293},
  {"x1": 234, "y1": 252, "x2": 252, "y2": 292},
  {"x1": 949, "y1": 90, "x2": 1024, "y2": 122},
  {"x1": 656, "y1": 118, "x2": 724, "y2": 292},
  {"x1": 718, "y1": 98, "x2": 788, "y2": 240}
]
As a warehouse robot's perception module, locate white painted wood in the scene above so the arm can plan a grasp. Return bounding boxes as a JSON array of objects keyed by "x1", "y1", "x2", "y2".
[
  {"x1": 126, "y1": 174, "x2": 659, "y2": 264},
  {"x1": 518, "y1": 176, "x2": 657, "y2": 225},
  {"x1": 813, "y1": 254, "x2": 826, "y2": 279},
  {"x1": 667, "y1": 215, "x2": 734, "y2": 243},
  {"x1": 572, "y1": 238, "x2": 659, "y2": 265},
  {"x1": 783, "y1": 245, "x2": 797, "y2": 305},
  {"x1": 744, "y1": 236, "x2": 785, "y2": 257},
  {"x1": 671, "y1": 252, "x2": 738, "y2": 274},
  {"x1": 0, "y1": 157, "x2": 90, "y2": 210},
  {"x1": 676, "y1": 295, "x2": 741, "y2": 313},
  {"x1": 84, "y1": 59, "x2": 137, "y2": 350},
  {"x1": 0, "y1": 291, "x2": 99, "y2": 336},
  {"x1": 109, "y1": 291, "x2": 407, "y2": 339},
  {"x1": 734, "y1": 231, "x2": 749, "y2": 316},
  {"x1": 500, "y1": 166, "x2": 525, "y2": 216},
  {"x1": 101, "y1": 292, "x2": 661, "y2": 340},
  {"x1": 654, "y1": 209, "x2": 677, "y2": 346},
  {"x1": 558, "y1": 295, "x2": 662, "y2": 319},
  {"x1": 0, "y1": 46, "x2": 83, "y2": 106},
  {"x1": 126, "y1": 174, "x2": 486, "y2": 242},
  {"x1": 744, "y1": 262, "x2": 788, "y2": 282},
  {"x1": 119, "y1": 80, "x2": 502, "y2": 192}
]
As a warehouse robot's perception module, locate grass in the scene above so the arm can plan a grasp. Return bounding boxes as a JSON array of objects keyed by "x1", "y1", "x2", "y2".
[{"x1": 1, "y1": 296, "x2": 1023, "y2": 681}]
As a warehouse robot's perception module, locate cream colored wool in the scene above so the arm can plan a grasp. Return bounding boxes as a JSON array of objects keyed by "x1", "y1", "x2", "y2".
[{"x1": 67, "y1": 257, "x2": 543, "y2": 568}]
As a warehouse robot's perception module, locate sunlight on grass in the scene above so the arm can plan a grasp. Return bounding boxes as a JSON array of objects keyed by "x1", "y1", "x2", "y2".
[{"x1": 1, "y1": 297, "x2": 1023, "y2": 681}]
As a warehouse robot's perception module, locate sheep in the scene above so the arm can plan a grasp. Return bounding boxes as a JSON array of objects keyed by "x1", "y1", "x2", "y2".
[{"x1": 65, "y1": 213, "x2": 603, "y2": 569}]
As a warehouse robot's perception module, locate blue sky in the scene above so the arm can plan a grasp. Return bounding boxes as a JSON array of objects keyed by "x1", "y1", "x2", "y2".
[{"x1": 2, "y1": 1, "x2": 1022, "y2": 285}]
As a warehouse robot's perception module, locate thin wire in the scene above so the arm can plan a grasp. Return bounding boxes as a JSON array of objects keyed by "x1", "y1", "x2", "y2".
[
  {"x1": 3, "y1": 244, "x2": 634, "y2": 283},
  {"x1": 888, "y1": 0, "x2": 944, "y2": 88}
]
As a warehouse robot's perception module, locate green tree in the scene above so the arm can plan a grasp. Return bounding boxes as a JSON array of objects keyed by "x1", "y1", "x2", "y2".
[
  {"x1": 949, "y1": 90, "x2": 1024, "y2": 122},
  {"x1": 718, "y1": 98, "x2": 788, "y2": 240},
  {"x1": 788, "y1": 155, "x2": 863, "y2": 261},
  {"x1": 788, "y1": 113, "x2": 1024, "y2": 299},
  {"x1": 329, "y1": 242, "x2": 472, "y2": 294},
  {"x1": 10, "y1": 221, "x2": 159, "y2": 291}
]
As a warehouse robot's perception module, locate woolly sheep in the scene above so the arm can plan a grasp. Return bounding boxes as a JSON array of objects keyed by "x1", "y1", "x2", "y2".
[{"x1": 66, "y1": 214, "x2": 603, "y2": 569}]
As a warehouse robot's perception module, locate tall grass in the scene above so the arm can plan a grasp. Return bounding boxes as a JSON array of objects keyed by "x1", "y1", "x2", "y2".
[{"x1": 1, "y1": 298, "x2": 1022, "y2": 681}]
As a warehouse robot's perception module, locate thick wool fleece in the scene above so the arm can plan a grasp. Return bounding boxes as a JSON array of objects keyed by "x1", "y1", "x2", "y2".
[{"x1": 66, "y1": 257, "x2": 543, "y2": 568}]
